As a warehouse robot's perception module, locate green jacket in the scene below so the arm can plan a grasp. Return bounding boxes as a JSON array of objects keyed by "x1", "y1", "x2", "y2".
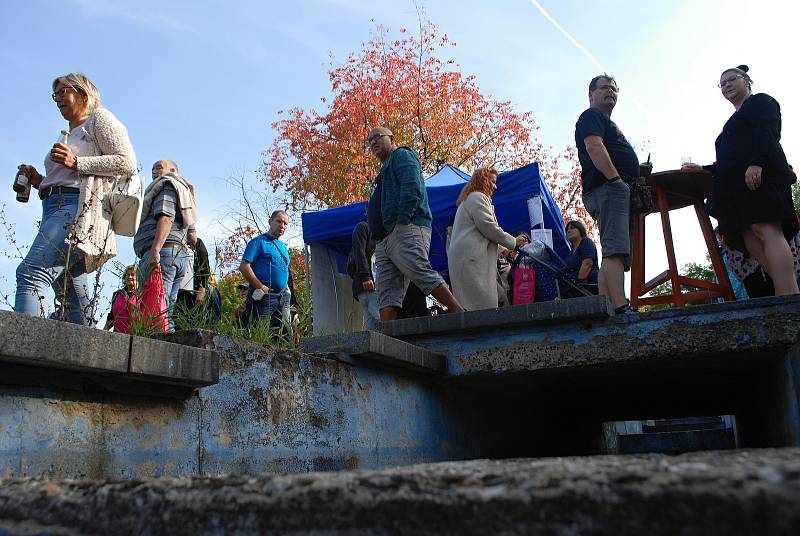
[{"x1": 367, "y1": 147, "x2": 432, "y2": 238}]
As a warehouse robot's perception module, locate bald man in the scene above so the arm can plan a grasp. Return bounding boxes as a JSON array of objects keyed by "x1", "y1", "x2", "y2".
[
  {"x1": 134, "y1": 159, "x2": 197, "y2": 330},
  {"x1": 366, "y1": 127, "x2": 463, "y2": 320}
]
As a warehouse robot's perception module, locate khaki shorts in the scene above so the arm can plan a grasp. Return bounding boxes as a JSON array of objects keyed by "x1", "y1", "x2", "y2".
[
  {"x1": 375, "y1": 223, "x2": 444, "y2": 309},
  {"x1": 583, "y1": 179, "x2": 631, "y2": 271}
]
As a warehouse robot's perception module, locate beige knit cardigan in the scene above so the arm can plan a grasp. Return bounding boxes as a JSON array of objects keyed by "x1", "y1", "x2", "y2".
[{"x1": 70, "y1": 107, "x2": 137, "y2": 272}]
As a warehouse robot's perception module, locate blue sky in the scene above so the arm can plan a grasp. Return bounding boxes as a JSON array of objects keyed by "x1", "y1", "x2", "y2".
[{"x1": 1, "y1": 0, "x2": 799, "y2": 315}]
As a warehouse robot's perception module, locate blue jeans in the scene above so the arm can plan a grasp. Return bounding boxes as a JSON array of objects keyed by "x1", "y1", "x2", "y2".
[
  {"x1": 15, "y1": 193, "x2": 90, "y2": 325},
  {"x1": 279, "y1": 288, "x2": 294, "y2": 340},
  {"x1": 207, "y1": 286, "x2": 222, "y2": 322},
  {"x1": 357, "y1": 290, "x2": 380, "y2": 331},
  {"x1": 139, "y1": 247, "x2": 190, "y2": 331},
  {"x1": 243, "y1": 287, "x2": 282, "y2": 329}
]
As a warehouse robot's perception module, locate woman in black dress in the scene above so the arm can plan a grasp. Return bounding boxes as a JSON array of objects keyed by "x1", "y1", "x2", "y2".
[{"x1": 702, "y1": 65, "x2": 798, "y2": 295}]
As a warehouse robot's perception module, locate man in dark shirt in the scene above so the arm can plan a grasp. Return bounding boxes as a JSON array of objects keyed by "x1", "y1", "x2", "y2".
[
  {"x1": 347, "y1": 218, "x2": 379, "y2": 330},
  {"x1": 177, "y1": 229, "x2": 221, "y2": 321},
  {"x1": 134, "y1": 159, "x2": 197, "y2": 330},
  {"x1": 366, "y1": 126, "x2": 463, "y2": 320},
  {"x1": 575, "y1": 75, "x2": 639, "y2": 314}
]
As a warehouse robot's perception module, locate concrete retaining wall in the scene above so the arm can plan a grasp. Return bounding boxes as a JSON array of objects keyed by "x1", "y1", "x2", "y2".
[
  {"x1": 1, "y1": 334, "x2": 482, "y2": 479},
  {"x1": 5, "y1": 296, "x2": 800, "y2": 479}
]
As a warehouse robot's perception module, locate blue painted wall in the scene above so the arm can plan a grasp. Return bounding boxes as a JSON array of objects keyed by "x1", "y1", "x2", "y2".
[
  {"x1": 5, "y1": 297, "x2": 800, "y2": 478},
  {"x1": 0, "y1": 340, "x2": 480, "y2": 479}
]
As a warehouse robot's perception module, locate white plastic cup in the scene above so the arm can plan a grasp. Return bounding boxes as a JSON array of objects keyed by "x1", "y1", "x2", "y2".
[{"x1": 252, "y1": 288, "x2": 265, "y2": 301}]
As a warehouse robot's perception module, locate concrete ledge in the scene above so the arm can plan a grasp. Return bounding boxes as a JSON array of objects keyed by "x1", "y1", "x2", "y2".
[
  {"x1": 1, "y1": 448, "x2": 798, "y2": 535},
  {"x1": 447, "y1": 294, "x2": 800, "y2": 375},
  {"x1": 0, "y1": 309, "x2": 129, "y2": 374},
  {"x1": 152, "y1": 330, "x2": 218, "y2": 350},
  {"x1": 378, "y1": 295, "x2": 613, "y2": 338},
  {"x1": 129, "y1": 336, "x2": 219, "y2": 386},
  {"x1": 302, "y1": 331, "x2": 446, "y2": 374},
  {"x1": 0, "y1": 310, "x2": 219, "y2": 397}
]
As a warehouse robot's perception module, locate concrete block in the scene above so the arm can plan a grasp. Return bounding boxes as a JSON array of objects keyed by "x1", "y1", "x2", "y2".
[
  {"x1": 0, "y1": 310, "x2": 129, "y2": 374},
  {"x1": 2, "y1": 449, "x2": 799, "y2": 535},
  {"x1": 379, "y1": 295, "x2": 613, "y2": 338},
  {"x1": 152, "y1": 330, "x2": 218, "y2": 350},
  {"x1": 447, "y1": 294, "x2": 800, "y2": 375},
  {"x1": 129, "y1": 336, "x2": 219, "y2": 386},
  {"x1": 302, "y1": 331, "x2": 446, "y2": 373}
]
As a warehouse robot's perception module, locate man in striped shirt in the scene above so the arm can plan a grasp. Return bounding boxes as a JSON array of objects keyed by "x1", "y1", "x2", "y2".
[{"x1": 134, "y1": 159, "x2": 197, "y2": 331}]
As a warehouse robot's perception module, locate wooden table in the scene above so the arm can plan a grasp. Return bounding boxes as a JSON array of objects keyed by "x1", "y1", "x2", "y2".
[{"x1": 630, "y1": 169, "x2": 735, "y2": 308}]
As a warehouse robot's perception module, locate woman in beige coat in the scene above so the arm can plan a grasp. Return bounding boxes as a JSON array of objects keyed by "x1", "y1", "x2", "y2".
[
  {"x1": 447, "y1": 168, "x2": 526, "y2": 311},
  {"x1": 15, "y1": 72, "x2": 136, "y2": 324}
]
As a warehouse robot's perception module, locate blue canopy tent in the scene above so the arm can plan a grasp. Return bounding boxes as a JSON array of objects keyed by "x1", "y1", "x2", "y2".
[{"x1": 301, "y1": 162, "x2": 570, "y2": 333}]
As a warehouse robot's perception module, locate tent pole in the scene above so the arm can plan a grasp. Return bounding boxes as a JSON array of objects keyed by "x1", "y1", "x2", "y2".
[{"x1": 304, "y1": 244, "x2": 312, "y2": 335}]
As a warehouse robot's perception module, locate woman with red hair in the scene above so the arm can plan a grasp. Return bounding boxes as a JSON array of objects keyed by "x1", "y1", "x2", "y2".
[{"x1": 447, "y1": 167, "x2": 526, "y2": 310}]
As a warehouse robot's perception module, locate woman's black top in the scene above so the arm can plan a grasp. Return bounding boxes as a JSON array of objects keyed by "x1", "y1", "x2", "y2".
[{"x1": 714, "y1": 93, "x2": 791, "y2": 197}]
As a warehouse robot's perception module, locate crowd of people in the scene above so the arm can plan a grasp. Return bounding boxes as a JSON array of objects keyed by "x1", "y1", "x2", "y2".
[
  {"x1": 349, "y1": 65, "x2": 799, "y2": 326},
  {"x1": 11, "y1": 64, "x2": 800, "y2": 336},
  {"x1": 12, "y1": 72, "x2": 295, "y2": 337}
]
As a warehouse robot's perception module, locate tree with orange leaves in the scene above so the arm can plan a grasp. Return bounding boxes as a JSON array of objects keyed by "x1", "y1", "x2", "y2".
[{"x1": 260, "y1": 19, "x2": 593, "y2": 234}]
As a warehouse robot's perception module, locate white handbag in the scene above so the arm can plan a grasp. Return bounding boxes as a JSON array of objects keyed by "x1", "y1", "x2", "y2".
[{"x1": 108, "y1": 173, "x2": 143, "y2": 236}]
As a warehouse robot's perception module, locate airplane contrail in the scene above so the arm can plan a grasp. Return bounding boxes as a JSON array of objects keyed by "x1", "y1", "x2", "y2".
[{"x1": 527, "y1": 0, "x2": 656, "y2": 123}]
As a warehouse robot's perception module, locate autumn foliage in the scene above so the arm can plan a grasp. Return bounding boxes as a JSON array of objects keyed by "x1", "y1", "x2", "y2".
[
  {"x1": 260, "y1": 19, "x2": 593, "y2": 234},
  {"x1": 215, "y1": 225, "x2": 259, "y2": 276}
]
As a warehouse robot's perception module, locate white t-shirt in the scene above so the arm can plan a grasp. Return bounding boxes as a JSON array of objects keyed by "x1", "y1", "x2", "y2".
[{"x1": 40, "y1": 121, "x2": 92, "y2": 190}]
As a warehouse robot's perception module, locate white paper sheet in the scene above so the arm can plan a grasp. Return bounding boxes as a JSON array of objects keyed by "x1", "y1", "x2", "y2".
[
  {"x1": 530, "y1": 228, "x2": 553, "y2": 249},
  {"x1": 527, "y1": 196, "x2": 544, "y2": 228}
]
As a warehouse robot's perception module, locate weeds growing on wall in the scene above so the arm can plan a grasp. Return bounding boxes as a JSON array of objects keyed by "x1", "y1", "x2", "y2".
[
  {"x1": 170, "y1": 276, "x2": 308, "y2": 349},
  {"x1": 1, "y1": 202, "x2": 108, "y2": 325}
]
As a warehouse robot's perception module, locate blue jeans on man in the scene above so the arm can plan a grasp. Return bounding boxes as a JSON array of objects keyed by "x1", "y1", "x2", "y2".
[
  {"x1": 15, "y1": 192, "x2": 90, "y2": 325},
  {"x1": 356, "y1": 290, "x2": 380, "y2": 331},
  {"x1": 243, "y1": 287, "x2": 282, "y2": 326},
  {"x1": 139, "y1": 246, "x2": 190, "y2": 331},
  {"x1": 278, "y1": 288, "x2": 294, "y2": 340}
]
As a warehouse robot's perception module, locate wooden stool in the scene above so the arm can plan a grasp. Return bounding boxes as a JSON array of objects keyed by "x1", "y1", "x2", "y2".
[{"x1": 630, "y1": 170, "x2": 735, "y2": 308}]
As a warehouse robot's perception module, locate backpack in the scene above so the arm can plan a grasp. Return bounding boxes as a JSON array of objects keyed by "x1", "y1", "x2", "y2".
[{"x1": 107, "y1": 173, "x2": 143, "y2": 236}]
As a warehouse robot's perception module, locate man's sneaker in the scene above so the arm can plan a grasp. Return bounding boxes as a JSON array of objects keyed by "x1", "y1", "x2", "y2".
[{"x1": 614, "y1": 301, "x2": 639, "y2": 315}]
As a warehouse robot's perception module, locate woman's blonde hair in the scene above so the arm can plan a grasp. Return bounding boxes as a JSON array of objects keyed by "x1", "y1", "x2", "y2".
[
  {"x1": 456, "y1": 167, "x2": 499, "y2": 207},
  {"x1": 52, "y1": 73, "x2": 101, "y2": 114}
]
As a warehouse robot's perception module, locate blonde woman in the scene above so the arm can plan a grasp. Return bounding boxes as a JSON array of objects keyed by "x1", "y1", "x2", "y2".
[
  {"x1": 447, "y1": 167, "x2": 527, "y2": 310},
  {"x1": 14, "y1": 73, "x2": 137, "y2": 324}
]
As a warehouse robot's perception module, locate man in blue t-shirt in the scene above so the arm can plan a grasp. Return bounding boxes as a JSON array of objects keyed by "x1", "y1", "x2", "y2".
[
  {"x1": 239, "y1": 210, "x2": 291, "y2": 329},
  {"x1": 575, "y1": 74, "x2": 640, "y2": 314}
]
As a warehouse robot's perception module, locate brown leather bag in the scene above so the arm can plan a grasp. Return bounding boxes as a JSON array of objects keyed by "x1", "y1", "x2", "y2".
[{"x1": 626, "y1": 177, "x2": 654, "y2": 214}]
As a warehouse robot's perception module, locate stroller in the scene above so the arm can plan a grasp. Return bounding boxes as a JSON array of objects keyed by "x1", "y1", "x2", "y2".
[{"x1": 510, "y1": 241, "x2": 597, "y2": 304}]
